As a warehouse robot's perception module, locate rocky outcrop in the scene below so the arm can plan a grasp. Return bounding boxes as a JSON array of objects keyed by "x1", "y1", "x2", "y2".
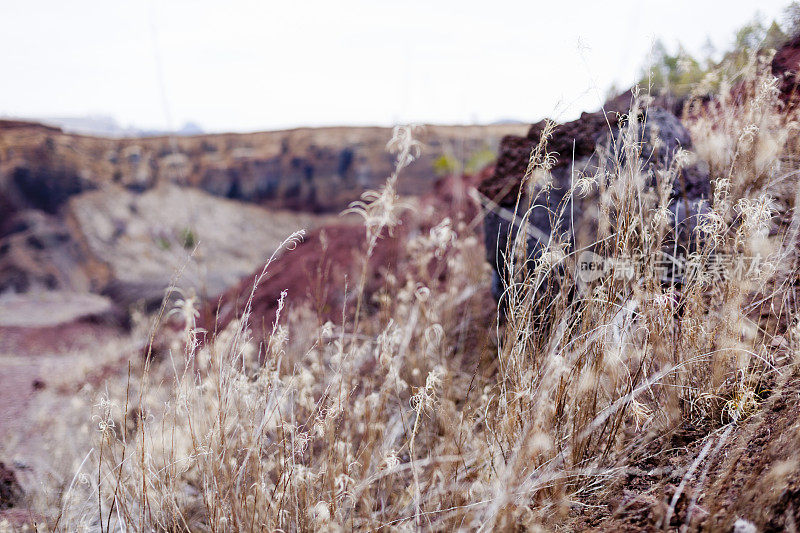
[
  {"x1": 68, "y1": 185, "x2": 334, "y2": 307},
  {"x1": 6, "y1": 166, "x2": 95, "y2": 215},
  {"x1": 0, "y1": 210, "x2": 102, "y2": 293},
  {"x1": 478, "y1": 100, "x2": 710, "y2": 303},
  {"x1": 0, "y1": 122, "x2": 96, "y2": 218},
  {"x1": 0, "y1": 462, "x2": 22, "y2": 510},
  {"x1": 772, "y1": 33, "x2": 800, "y2": 105}
]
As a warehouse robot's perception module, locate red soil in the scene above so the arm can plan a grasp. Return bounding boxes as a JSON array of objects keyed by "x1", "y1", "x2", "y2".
[
  {"x1": 202, "y1": 222, "x2": 406, "y2": 341},
  {"x1": 0, "y1": 321, "x2": 118, "y2": 356},
  {"x1": 202, "y1": 171, "x2": 487, "y2": 340}
]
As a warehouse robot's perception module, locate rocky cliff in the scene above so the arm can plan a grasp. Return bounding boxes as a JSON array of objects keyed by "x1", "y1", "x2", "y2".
[{"x1": 0, "y1": 121, "x2": 524, "y2": 217}]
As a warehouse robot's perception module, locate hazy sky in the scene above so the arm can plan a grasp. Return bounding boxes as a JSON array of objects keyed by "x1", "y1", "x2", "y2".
[{"x1": 0, "y1": 1, "x2": 790, "y2": 132}]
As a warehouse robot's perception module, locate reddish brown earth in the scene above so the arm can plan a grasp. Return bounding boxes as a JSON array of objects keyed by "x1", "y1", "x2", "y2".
[
  {"x1": 0, "y1": 291, "x2": 124, "y2": 448},
  {"x1": 563, "y1": 373, "x2": 800, "y2": 532},
  {"x1": 0, "y1": 320, "x2": 119, "y2": 357},
  {"x1": 204, "y1": 170, "x2": 487, "y2": 341},
  {"x1": 0, "y1": 319, "x2": 121, "y2": 526},
  {"x1": 204, "y1": 222, "x2": 403, "y2": 339},
  {"x1": 0, "y1": 320, "x2": 119, "y2": 436}
]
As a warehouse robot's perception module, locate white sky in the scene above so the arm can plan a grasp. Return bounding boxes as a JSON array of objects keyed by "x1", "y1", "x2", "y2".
[{"x1": 0, "y1": 1, "x2": 790, "y2": 132}]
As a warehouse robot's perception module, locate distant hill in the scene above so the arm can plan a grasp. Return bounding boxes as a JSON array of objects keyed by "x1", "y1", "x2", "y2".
[
  {"x1": 1, "y1": 114, "x2": 204, "y2": 138},
  {"x1": 43, "y1": 115, "x2": 204, "y2": 137}
]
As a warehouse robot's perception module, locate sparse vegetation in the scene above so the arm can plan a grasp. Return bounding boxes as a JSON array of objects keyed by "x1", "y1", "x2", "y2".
[
  {"x1": 643, "y1": 5, "x2": 795, "y2": 96},
  {"x1": 179, "y1": 227, "x2": 196, "y2": 250}
]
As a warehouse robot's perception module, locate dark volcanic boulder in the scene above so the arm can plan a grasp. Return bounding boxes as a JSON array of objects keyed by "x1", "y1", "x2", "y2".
[
  {"x1": 772, "y1": 33, "x2": 800, "y2": 105},
  {"x1": 0, "y1": 462, "x2": 23, "y2": 510},
  {"x1": 8, "y1": 165, "x2": 95, "y2": 214},
  {"x1": 478, "y1": 103, "x2": 710, "y2": 304}
]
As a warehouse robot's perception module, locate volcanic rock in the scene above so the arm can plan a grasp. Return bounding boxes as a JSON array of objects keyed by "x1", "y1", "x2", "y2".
[
  {"x1": 772, "y1": 32, "x2": 800, "y2": 105},
  {"x1": 0, "y1": 462, "x2": 22, "y2": 510},
  {"x1": 478, "y1": 101, "x2": 710, "y2": 303}
]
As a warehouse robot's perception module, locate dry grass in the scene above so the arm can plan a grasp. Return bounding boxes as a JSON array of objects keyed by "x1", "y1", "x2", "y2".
[{"x1": 10, "y1": 57, "x2": 800, "y2": 532}]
